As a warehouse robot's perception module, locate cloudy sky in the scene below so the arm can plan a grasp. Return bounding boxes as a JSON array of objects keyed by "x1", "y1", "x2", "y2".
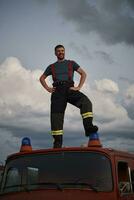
[{"x1": 0, "y1": 0, "x2": 134, "y2": 162}]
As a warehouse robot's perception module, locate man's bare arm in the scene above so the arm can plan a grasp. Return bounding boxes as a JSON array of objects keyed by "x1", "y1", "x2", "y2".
[
  {"x1": 39, "y1": 74, "x2": 55, "y2": 93},
  {"x1": 70, "y1": 67, "x2": 87, "y2": 91}
]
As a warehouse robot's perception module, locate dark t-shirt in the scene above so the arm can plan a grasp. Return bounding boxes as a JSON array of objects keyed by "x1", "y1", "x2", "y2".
[{"x1": 43, "y1": 60, "x2": 80, "y2": 81}]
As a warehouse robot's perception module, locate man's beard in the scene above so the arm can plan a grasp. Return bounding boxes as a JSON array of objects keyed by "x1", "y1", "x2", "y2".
[{"x1": 58, "y1": 54, "x2": 65, "y2": 60}]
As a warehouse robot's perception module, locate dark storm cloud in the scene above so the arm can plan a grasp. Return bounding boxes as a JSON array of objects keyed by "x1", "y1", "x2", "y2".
[
  {"x1": 58, "y1": 0, "x2": 134, "y2": 45},
  {"x1": 101, "y1": 130, "x2": 134, "y2": 152},
  {"x1": 69, "y1": 42, "x2": 92, "y2": 59},
  {"x1": 0, "y1": 124, "x2": 52, "y2": 148},
  {"x1": 2, "y1": 122, "x2": 134, "y2": 149},
  {"x1": 94, "y1": 50, "x2": 114, "y2": 64},
  {"x1": 123, "y1": 102, "x2": 134, "y2": 119},
  {"x1": 0, "y1": 124, "x2": 86, "y2": 149},
  {"x1": 69, "y1": 42, "x2": 114, "y2": 64},
  {"x1": 102, "y1": 129, "x2": 134, "y2": 140}
]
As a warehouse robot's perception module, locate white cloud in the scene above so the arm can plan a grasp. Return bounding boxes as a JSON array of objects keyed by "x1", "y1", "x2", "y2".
[
  {"x1": 81, "y1": 80, "x2": 126, "y2": 126},
  {"x1": 0, "y1": 57, "x2": 50, "y2": 118},
  {"x1": 95, "y1": 91, "x2": 126, "y2": 121},
  {"x1": 95, "y1": 79, "x2": 119, "y2": 94}
]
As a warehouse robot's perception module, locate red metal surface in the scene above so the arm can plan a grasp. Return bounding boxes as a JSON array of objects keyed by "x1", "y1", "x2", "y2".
[
  {"x1": 1, "y1": 147, "x2": 134, "y2": 200},
  {"x1": 0, "y1": 188, "x2": 116, "y2": 200},
  {"x1": 7, "y1": 146, "x2": 134, "y2": 161}
]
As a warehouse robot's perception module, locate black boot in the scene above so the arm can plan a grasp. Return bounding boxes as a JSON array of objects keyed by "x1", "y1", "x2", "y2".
[
  {"x1": 53, "y1": 135, "x2": 63, "y2": 148},
  {"x1": 83, "y1": 118, "x2": 98, "y2": 137},
  {"x1": 85, "y1": 125, "x2": 98, "y2": 136}
]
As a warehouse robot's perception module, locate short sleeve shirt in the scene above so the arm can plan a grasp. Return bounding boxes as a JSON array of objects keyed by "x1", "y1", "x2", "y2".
[{"x1": 43, "y1": 60, "x2": 80, "y2": 81}]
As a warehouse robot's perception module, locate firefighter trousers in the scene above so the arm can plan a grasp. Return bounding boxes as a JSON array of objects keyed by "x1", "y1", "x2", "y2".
[{"x1": 51, "y1": 84, "x2": 98, "y2": 147}]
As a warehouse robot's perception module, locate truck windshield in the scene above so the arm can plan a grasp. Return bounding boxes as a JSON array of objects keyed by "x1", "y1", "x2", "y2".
[{"x1": 1, "y1": 151, "x2": 113, "y2": 194}]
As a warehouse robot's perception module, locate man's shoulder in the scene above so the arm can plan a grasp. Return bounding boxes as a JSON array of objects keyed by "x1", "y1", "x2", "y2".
[
  {"x1": 68, "y1": 60, "x2": 80, "y2": 67},
  {"x1": 64, "y1": 60, "x2": 79, "y2": 66},
  {"x1": 66, "y1": 59, "x2": 75, "y2": 63}
]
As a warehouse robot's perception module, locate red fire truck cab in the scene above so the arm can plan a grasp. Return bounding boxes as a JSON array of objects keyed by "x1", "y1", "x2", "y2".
[{"x1": 0, "y1": 136, "x2": 134, "y2": 200}]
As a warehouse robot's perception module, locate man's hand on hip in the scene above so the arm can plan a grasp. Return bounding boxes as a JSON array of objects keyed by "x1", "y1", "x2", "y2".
[
  {"x1": 47, "y1": 87, "x2": 56, "y2": 93},
  {"x1": 70, "y1": 86, "x2": 80, "y2": 91}
]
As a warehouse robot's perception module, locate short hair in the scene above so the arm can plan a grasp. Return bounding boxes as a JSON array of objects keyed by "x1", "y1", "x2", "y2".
[{"x1": 54, "y1": 44, "x2": 65, "y2": 52}]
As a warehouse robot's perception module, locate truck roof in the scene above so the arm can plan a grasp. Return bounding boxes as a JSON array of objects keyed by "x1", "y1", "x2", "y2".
[{"x1": 6, "y1": 146, "x2": 134, "y2": 161}]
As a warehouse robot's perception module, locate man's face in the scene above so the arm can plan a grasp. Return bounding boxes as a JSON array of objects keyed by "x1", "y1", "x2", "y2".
[{"x1": 55, "y1": 47, "x2": 65, "y2": 60}]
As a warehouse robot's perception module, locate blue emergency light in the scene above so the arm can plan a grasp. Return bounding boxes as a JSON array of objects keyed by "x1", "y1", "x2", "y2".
[
  {"x1": 20, "y1": 137, "x2": 32, "y2": 152},
  {"x1": 89, "y1": 132, "x2": 99, "y2": 140},
  {"x1": 88, "y1": 132, "x2": 102, "y2": 147},
  {"x1": 22, "y1": 137, "x2": 31, "y2": 146}
]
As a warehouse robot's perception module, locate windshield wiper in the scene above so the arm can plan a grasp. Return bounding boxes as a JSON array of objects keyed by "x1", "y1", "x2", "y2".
[
  {"x1": 72, "y1": 178, "x2": 99, "y2": 192},
  {"x1": 74, "y1": 182, "x2": 98, "y2": 192}
]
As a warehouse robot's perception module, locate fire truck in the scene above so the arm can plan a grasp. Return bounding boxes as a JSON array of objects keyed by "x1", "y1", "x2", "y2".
[{"x1": 0, "y1": 133, "x2": 134, "y2": 200}]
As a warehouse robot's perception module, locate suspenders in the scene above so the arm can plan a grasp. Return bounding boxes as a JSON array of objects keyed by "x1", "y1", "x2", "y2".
[
  {"x1": 51, "y1": 64, "x2": 56, "y2": 82},
  {"x1": 51, "y1": 60, "x2": 73, "y2": 82},
  {"x1": 68, "y1": 61, "x2": 73, "y2": 81}
]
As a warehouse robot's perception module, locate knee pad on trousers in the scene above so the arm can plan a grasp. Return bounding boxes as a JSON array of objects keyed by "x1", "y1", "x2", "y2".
[
  {"x1": 53, "y1": 135, "x2": 63, "y2": 148},
  {"x1": 77, "y1": 96, "x2": 92, "y2": 113}
]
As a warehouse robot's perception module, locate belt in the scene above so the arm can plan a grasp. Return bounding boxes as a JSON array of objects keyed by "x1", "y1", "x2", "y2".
[{"x1": 53, "y1": 80, "x2": 74, "y2": 87}]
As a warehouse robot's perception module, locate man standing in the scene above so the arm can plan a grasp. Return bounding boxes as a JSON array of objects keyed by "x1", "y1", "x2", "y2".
[{"x1": 40, "y1": 45, "x2": 98, "y2": 148}]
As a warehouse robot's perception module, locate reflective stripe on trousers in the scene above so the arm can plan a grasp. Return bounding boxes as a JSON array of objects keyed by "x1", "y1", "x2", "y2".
[
  {"x1": 51, "y1": 130, "x2": 63, "y2": 136},
  {"x1": 81, "y1": 112, "x2": 93, "y2": 119}
]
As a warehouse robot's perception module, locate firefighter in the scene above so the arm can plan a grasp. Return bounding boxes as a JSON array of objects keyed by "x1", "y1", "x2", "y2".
[{"x1": 40, "y1": 44, "x2": 98, "y2": 148}]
